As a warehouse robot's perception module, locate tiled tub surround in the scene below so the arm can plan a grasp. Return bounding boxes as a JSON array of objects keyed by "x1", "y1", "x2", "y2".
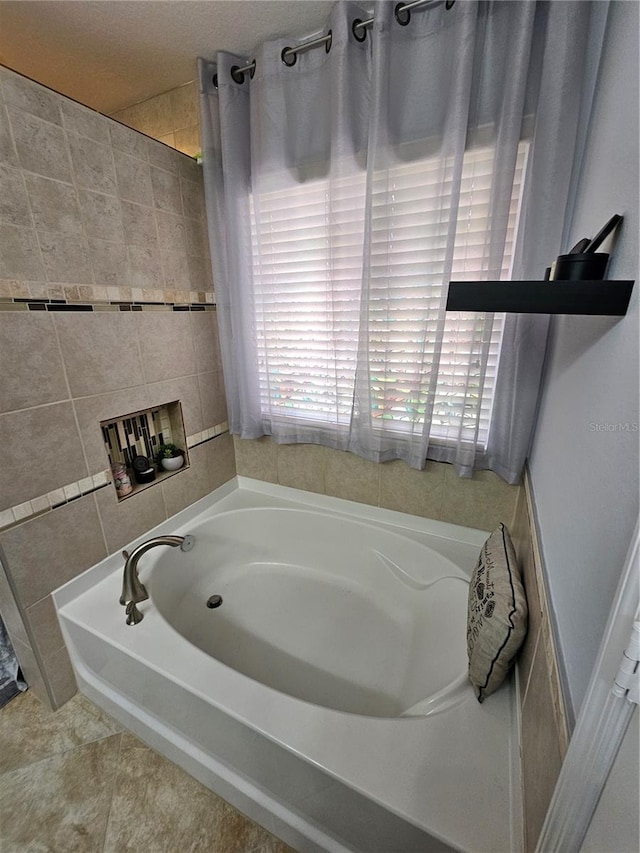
[
  {"x1": 0, "y1": 65, "x2": 212, "y2": 304},
  {"x1": 0, "y1": 65, "x2": 236, "y2": 709},
  {"x1": 511, "y1": 469, "x2": 570, "y2": 853},
  {"x1": 0, "y1": 308, "x2": 234, "y2": 711},
  {"x1": 234, "y1": 436, "x2": 521, "y2": 533}
]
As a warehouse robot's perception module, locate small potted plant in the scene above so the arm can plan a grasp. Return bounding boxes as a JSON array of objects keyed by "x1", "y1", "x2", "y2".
[{"x1": 156, "y1": 443, "x2": 184, "y2": 472}]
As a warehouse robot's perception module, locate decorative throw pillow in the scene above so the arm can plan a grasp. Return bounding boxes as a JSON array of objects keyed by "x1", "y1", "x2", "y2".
[{"x1": 467, "y1": 523, "x2": 528, "y2": 702}]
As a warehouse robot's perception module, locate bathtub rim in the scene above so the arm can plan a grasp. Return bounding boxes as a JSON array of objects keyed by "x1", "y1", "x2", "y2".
[{"x1": 54, "y1": 475, "x2": 488, "y2": 611}]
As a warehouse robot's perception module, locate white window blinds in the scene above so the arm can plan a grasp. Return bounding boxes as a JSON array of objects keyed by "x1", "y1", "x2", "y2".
[{"x1": 251, "y1": 143, "x2": 528, "y2": 447}]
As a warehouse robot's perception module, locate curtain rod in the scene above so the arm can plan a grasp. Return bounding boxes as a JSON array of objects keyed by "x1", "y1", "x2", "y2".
[{"x1": 227, "y1": 0, "x2": 455, "y2": 84}]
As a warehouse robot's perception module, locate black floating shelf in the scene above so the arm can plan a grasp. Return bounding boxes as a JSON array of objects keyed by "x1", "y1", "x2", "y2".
[{"x1": 446, "y1": 280, "x2": 635, "y2": 316}]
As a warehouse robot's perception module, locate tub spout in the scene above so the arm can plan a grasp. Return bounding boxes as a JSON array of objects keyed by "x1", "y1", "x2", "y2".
[{"x1": 120, "y1": 534, "x2": 195, "y2": 625}]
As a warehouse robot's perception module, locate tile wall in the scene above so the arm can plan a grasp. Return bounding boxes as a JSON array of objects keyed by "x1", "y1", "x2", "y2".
[
  {"x1": 234, "y1": 437, "x2": 521, "y2": 532},
  {"x1": 110, "y1": 81, "x2": 200, "y2": 157},
  {"x1": 0, "y1": 66, "x2": 235, "y2": 709},
  {"x1": 511, "y1": 468, "x2": 569, "y2": 852},
  {"x1": 0, "y1": 66, "x2": 212, "y2": 305}
]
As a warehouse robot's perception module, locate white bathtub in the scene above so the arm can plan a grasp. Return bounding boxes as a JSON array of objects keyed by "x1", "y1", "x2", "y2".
[{"x1": 55, "y1": 478, "x2": 520, "y2": 853}]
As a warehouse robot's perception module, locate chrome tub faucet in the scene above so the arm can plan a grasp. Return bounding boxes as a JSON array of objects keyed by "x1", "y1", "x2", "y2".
[{"x1": 120, "y1": 534, "x2": 195, "y2": 625}]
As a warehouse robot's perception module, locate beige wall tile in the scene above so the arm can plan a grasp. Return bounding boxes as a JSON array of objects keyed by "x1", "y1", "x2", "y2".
[
  {"x1": 185, "y1": 215, "x2": 209, "y2": 259},
  {"x1": 187, "y1": 253, "x2": 213, "y2": 291},
  {"x1": 127, "y1": 244, "x2": 163, "y2": 290},
  {"x1": 233, "y1": 436, "x2": 278, "y2": 483},
  {"x1": 109, "y1": 120, "x2": 148, "y2": 161},
  {"x1": 60, "y1": 100, "x2": 110, "y2": 145},
  {"x1": 0, "y1": 402, "x2": 88, "y2": 511},
  {"x1": 325, "y1": 449, "x2": 380, "y2": 506},
  {"x1": 151, "y1": 166, "x2": 183, "y2": 215},
  {"x1": 0, "y1": 164, "x2": 32, "y2": 226},
  {"x1": 88, "y1": 239, "x2": 128, "y2": 287},
  {"x1": 68, "y1": 133, "x2": 116, "y2": 195},
  {"x1": 277, "y1": 443, "x2": 326, "y2": 493},
  {"x1": 439, "y1": 466, "x2": 520, "y2": 531},
  {"x1": 0, "y1": 105, "x2": 18, "y2": 166},
  {"x1": 180, "y1": 174, "x2": 206, "y2": 220},
  {"x1": 74, "y1": 386, "x2": 149, "y2": 474},
  {"x1": 94, "y1": 482, "x2": 166, "y2": 555},
  {"x1": 511, "y1": 485, "x2": 542, "y2": 704},
  {"x1": 113, "y1": 149, "x2": 153, "y2": 206},
  {"x1": 0, "y1": 224, "x2": 45, "y2": 280},
  {"x1": 25, "y1": 174, "x2": 82, "y2": 234},
  {"x1": 110, "y1": 104, "x2": 143, "y2": 133},
  {"x1": 120, "y1": 200, "x2": 158, "y2": 249},
  {"x1": 0, "y1": 563, "x2": 28, "y2": 645},
  {"x1": 39, "y1": 232, "x2": 93, "y2": 284},
  {"x1": 25, "y1": 594, "x2": 65, "y2": 659},
  {"x1": 44, "y1": 644, "x2": 78, "y2": 708},
  {"x1": 521, "y1": 636, "x2": 564, "y2": 853},
  {"x1": 156, "y1": 133, "x2": 177, "y2": 153},
  {"x1": 146, "y1": 374, "x2": 202, "y2": 437},
  {"x1": 0, "y1": 494, "x2": 106, "y2": 609},
  {"x1": 198, "y1": 371, "x2": 227, "y2": 429},
  {"x1": 155, "y1": 210, "x2": 186, "y2": 255},
  {"x1": 178, "y1": 155, "x2": 200, "y2": 183},
  {"x1": 379, "y1": 459, "x2": 446, "y2": 519},
  {"x1": 55, "y1": 313, "x2": 144, "y2": 398},
  {"x1": 0, "y1": 69, "x2": 62, "y2": 124},
  {"x1": 174, "y1": 126, "x2": 201, "y2": 158},
  {"x1": 169, "y1": 83, "x2": 198, "y2": 133},
  {"x1": 0, "y1": 313, "x2": 68, "y2": 413},
  {"x1": 8, "y1": 107, "x2": 71, "y2": 182},
  {"x1": 205, "y1": 433, "x2": 236, "y2": 491},
  {"x1": 159, "y1": 250, "x2": 190, "y2": 290},
  {"x1": 191, "y1": 310, "x2": 221, "y2": 369},
  {"x1": 161, "y1": 443, "x2": 209, "y2": 517},
  {"x1": 136, "y1": 312, "x2": 196, "y2": 383},
  {"x1": 136, "y1": 91, "x2": 174, "y2": 139},
  {"x1": 147, "y1": 138, "x2": 180, "y2": 174},
  {"x1": 77, "y1": 188, "x2": 124, "y2": 243}
]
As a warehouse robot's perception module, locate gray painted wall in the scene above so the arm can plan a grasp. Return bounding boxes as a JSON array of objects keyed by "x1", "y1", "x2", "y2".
[{"x1": 528, "y1": 0, "x2": 639, "y2": 719}]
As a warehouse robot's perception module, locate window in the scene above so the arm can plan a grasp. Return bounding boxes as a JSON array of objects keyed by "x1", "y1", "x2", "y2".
[{"x1": 251, "y1": 143, "x2": 527, "y2": 448}]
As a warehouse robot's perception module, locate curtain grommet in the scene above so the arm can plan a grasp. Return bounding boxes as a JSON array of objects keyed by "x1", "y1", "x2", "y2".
[
  {"x1": 325, "y1": 29, "x2": 333, "y2": 53},
  {"x1": 281, "y1": 47, "x2": 297, "y2": 67},
  {"x1": 394, "y1": 3, "x2": 411, "y2": 26},
  {"x1": 230, "y1": 65, "x2": 245, "y2": 84},
  {"x1": 352, "y1": 19, "x2": 367, "y2": 42}
]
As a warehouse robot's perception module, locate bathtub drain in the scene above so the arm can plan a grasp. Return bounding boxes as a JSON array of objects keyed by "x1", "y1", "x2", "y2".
[{"x1": 206, "y1": 595, "x2": 223, "y2": 609}]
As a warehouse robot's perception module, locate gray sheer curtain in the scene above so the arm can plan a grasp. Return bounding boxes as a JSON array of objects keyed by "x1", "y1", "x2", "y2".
[{"x1": 199, "y1": 0, "x2": 607, "y2": 483}]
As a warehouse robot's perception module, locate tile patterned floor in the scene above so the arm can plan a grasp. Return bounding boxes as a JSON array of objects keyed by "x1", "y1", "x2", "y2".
[{"x1": 0, "y1": 690, "x2": 296, "y2": 853}]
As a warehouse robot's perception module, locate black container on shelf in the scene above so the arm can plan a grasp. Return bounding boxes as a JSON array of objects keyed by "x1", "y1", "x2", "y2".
[{"x1": 553, "y1": 252, "x2": 609, "y2": 281}]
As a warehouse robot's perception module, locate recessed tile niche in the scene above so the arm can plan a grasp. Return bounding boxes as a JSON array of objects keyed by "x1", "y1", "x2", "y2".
[{"x1": 101, "y1": 401, "x2": 190, "y2": 501}]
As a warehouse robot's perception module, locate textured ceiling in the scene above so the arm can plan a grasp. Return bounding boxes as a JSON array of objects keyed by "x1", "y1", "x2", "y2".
[{"x1": 0, "y1": 0, "x2": 336, "y2": 114}]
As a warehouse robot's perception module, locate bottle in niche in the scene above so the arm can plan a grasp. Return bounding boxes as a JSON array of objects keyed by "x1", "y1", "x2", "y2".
[{"x1": 111, "y1": 462, "x2": 133, "y2": 497}]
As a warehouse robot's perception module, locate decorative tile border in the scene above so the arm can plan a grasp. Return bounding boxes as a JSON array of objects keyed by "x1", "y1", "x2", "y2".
[
  {"x1": 0, "y1": 281, "x2": 216, "y2": 312},
  {"x1": 0, "y1": 423, "x2": 229, "y2": 532},
  {"x1": 0, "y1": 470, "x2": 111, "y2": 531},
  {"x1": 187, "y1": 422, "x2": 229, "y2": 449}
]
